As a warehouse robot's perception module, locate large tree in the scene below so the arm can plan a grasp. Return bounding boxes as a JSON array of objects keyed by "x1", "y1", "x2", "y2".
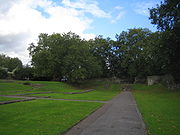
[
  {"x1": 28, "y1": 32, "x2": 102, "y2": 82},
  {"x1": 149, "y1": 0, "x2": 180, "y2": 81},
  {"x1": 89, "y1": 36, "x2": 114, "y2": 77},
  {"x1": 114, "y1": 28, "x2": 152, "y2": 78}
]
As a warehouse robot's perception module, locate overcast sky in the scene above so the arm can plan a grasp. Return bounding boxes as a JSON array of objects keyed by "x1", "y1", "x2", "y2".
[{"x1": 0, "y1": 0, "x2": 161, "y2": 64}]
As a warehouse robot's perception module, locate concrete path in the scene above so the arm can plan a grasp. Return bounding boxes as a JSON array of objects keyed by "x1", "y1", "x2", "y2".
[{"x1": 63, "y1": 91, "x2": 147, "y2": 135}]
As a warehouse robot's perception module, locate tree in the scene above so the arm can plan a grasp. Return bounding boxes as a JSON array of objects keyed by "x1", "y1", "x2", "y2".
[
  {"x1": 0, "y1": 54, "x2": 22, "y2": 72},
  {"x1": 149, "y1": 0, "x2": 180, "y2": 31},
  {"x1": 149, "y1": 0, "x2": 180, "y2": 82},
  {"x1": 89, "y1": 36, "x2": 114, "y2": 77},
  {"x1": 28, "y1": 32, "x2": 102, "y2": 83},
  {"x1": 13, "y1": 65, "x2": 34, "y2": 80},
  {"x1": 115, "y1": 28, "x2": 152, "y2": 78},
  {"x1": 0, "y1": 67, "x2": 8, "y2": 79}
]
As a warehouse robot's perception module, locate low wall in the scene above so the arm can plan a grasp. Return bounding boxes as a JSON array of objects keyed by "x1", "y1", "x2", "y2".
[{"x1": 147, "y1": 74, "x2": 175, "y2": 88}]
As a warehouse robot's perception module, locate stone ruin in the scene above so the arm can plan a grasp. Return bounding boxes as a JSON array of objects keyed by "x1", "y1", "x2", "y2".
[
  {"x1": 147, "y1": 76, "x2": 161, "y2": 85},
  {"x1": 147, "y1": 74, "x2": 175, "y2": 89}
]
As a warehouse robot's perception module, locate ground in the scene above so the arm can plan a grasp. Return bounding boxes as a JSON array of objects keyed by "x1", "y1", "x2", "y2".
[
  {"x1": 0, "y1": 80, "x2": 179, "y2": 135},
  {"x1": 0, "y1": 79, "x2": 121, "y2": 135},
  {"x1": 132, "y1": 84, "x2": 180, "y2": 135}
]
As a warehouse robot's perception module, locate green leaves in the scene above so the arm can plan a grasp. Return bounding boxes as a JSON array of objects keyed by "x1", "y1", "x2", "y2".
[
  {"x1": 149, "y1": 0, "x2": 180, "y2": 82},
  {"x1": 29, "y1": 32, "x2": 102, "y2": 82}
]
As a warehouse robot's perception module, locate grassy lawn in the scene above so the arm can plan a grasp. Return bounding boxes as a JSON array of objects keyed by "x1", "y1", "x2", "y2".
[
  {"x1": 0, "y1": 97, "x2": 23, "y2": 102},
  {"x1": 132, "y1": 84, "x2": 180, "y2": 135},
  {"x1": 0, "y1": 99, "x2": 102, "y2": 135},
  {"x1": 0, "y1": 79, "x2": 121, "y2": 135},
  {"x1": 0, "y1": 82, "x2": 33, "y2": 95},
  {"x1": 0, "y1": 79, "x2": 122, "y2": 101},
  {"x1": 29, "y1": 90, "x2": 120, "y2": 101},
  {"x1": 21, "y1": 81, "x2": 83, "y2": 92},
  {"x1": 0, "y1": 81, "x2": 82, "y2": 95},
  {"x1": 28, "y1": 80, "x2": 122, "y2": 101}
]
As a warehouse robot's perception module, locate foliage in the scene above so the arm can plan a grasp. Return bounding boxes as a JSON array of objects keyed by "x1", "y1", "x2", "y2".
[
  {"x1": 114, "y1": 28, "x2": 166, "y2": 78},
  {"x1": 149, "y1": 0, "x2": 180, "y2": 82},
  {"x1": 89, "y1": 36, "x2": 115, "y2": 77},
  {"x1": 0, "y1": 67, "x2": 8, "y2": 79},
  {"x1": 0, "y1": 54, "x2": 22, "y2": 72},
  {"x1": 27, "y1": 28, "x2": 173, "y2": 82},
  {"x1": 13, "y1": 65, "x2": 34, "y2": 80},
  {"x1": 149, "y1": 0, "x2": 180, "y2": 31},
  {"x1": 29, "y1": 32, "x2": 102, "y2": 83}
]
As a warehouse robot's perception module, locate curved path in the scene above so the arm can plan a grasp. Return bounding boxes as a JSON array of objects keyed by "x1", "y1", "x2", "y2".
[{"x1": 63, "y1": 91, "x2": 147, "y2": 135}]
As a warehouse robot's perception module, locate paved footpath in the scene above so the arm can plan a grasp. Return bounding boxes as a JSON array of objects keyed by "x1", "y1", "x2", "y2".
[{"x1": 63, "y1": 91, "x2": 147, "y2": 135}]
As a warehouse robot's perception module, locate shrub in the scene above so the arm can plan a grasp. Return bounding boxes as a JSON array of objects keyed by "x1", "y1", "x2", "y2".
[{"x1": 0, "y1": 67, "x2": 8, "y2": 79}]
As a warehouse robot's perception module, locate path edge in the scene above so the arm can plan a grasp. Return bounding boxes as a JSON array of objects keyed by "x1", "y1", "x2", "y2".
[{"x1": 131, "y1": 93, "x2": 147, "y2": 135}]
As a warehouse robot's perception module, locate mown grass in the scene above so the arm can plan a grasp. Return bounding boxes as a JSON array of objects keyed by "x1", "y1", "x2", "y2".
[
  {"x1": 0, "y1": 80, "x2": 82, "y2": 95},
  {"x1": 0, "y1": 99, "x2": 102, "y2": 135},
  {"x1": 21, "y1": 81, "x2": 82, "y2": 92},
  {"x1": 0, "y1": 97, "x2": 23, "y2": 102},
  {"x1": 28, "y1": 80, "x2": 122, "y2": 101},
  {"x1": 0, "y1": 79, "x2": 122, "y2": 101},
  {"x1": 29, "y1": 90, "x2": 120, "y2": 101},
  {"x1": 0, "y1": 79, "x2": 121, "y2": 135},
  {"x1": 0, "y1": 82, "x2": 32, "y2": 95},
  {"x1": 132, "y1": 84, "x2": 180, "y2": 135}
]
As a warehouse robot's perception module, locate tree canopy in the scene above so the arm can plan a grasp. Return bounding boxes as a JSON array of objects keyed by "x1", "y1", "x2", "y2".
[
  {"x1": 28, "y1": 32, "x2": 102, "y2": 83},
  {"x1": 1, "y1": 0, "x2": 179, "y2": 83},
  {"x1": 149, "y1": 0, "x2": 180, "y2": 81},
  {"x1": 27, "y1": 28, "x2": 167, "y2": 82}
]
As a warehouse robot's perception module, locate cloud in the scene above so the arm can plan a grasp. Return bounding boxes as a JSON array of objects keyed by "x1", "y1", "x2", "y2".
[
  {"x1": 134, "y1": 1, "x2": 158, "y2": 16},
  {"x1": 0, "y1": 0, "x2": 109, "y2": 64},
  {"x1": 114, "y1": 6, "x2": 124, "y2": 10},
  {"x1": 110, "y1": 5, "x2": 125, "y2": 23},
  {"x1": 62, "y1": 0, "x2": 111, "y2": 18},
  {"x1": 111, "y1": 11, "x2": 126, "y2": 23}
]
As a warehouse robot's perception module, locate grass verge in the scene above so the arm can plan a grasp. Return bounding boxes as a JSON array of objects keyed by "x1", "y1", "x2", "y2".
[{"x1": 132, "y1": 84, "x2": 180, "y2": 135}]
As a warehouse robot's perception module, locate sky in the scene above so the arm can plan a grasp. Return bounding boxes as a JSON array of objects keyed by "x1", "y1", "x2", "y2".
[{"x1": 0, "y1": 0, "x2": 162, "y2": 64}]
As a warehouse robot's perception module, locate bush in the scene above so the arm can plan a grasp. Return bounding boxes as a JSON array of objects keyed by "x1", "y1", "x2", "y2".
[{"x1": 0, "y1": 67, "x2": 8, "y2": 79}]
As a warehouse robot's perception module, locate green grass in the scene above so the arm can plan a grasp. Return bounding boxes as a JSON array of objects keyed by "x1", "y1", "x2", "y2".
[
  {"x1": 22, "y1": 81, "x2": 82, "y2": 92},
  {"x1": 0, "y1": 99, "x2": 102, "y2": 135},
  {"x1": 0, "y1": 81, "x2": 82, "y2": 95},
  {"x1": 29, "y1": 90, "x2": 120, "y2": 101},
  {"x1": 0, "y1": 79, "x2": 122, "y2": 101},
  {"x1": 0, "y1": 79, "x2": 121, "y2": 135},
  {"x1": 0, "y1": 97, "x2": 23, "y2": 102},
  {"x1": 0, "y1": 82, "x2": 33, "y2": 95},
  {"x1": 28, "y1": 80, "x2": 122, "y2": 101},
  {"x1": 132, "y1": 84, "x2": 180, "y2": 135}
]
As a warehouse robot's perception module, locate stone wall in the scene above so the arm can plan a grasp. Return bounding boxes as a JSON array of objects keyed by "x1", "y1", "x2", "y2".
[
  {"x1": 147, "y1": 74, "x2": 175, "y2": 88},
  {"x1": 147, "y1": 76, "x2": 161, "y2": 85}
]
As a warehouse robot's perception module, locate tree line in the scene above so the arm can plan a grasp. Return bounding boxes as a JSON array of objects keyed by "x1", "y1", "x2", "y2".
[{"x1": 0, "y1": 0, "x2": 179, "y2": 83}]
